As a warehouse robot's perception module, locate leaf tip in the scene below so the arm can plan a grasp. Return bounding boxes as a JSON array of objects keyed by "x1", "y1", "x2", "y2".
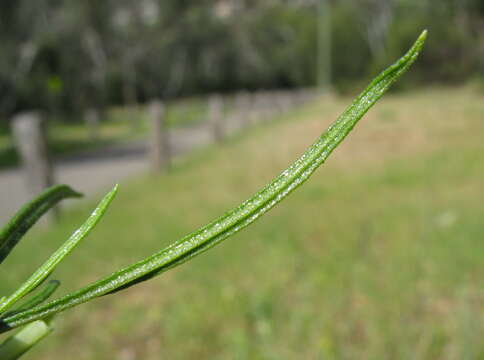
[
  {"x1": 69, "y1": 188, "x2": 84, "y2": 199},
  {"x1": 418, "y1": 29, "x2": 428, "y2": 44},
  {"x1": 408, "y1": 29, "x2": 427, "y2": 57},
  {"x1": 394, "y1": 29, "x2": 427, "y2": 71},
  {"x1": 103, "y1": 184, "x2": 119, "y2": 204}
]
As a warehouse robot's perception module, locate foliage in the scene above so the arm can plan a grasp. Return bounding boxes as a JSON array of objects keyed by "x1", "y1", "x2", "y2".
[{"x1": 0, "y1": 31, "x2": 425, "y2": 358}]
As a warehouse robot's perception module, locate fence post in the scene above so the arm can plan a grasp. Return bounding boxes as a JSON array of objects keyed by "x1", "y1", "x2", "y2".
[
  {"x1": 11, "y1": 111, "x2": 55, "y2": 198},
  {"x1": 234, "y1": 91, "x2": 251, "y2": 129},
  {"x1": 209, "y1": 94, "x2": 225, "y2": 143},
  {"x1": 284, "y1": 91, "x2": 295, "y2": 112},
  {"x1": 149, "y1": 99, "x2": 170, "y2": 172},
  {"x1": 250, "y1": 92, "x2": 263, "y2": 125},
  {"x1": 260, "y1": 91, "x2": 274, "y2": 120},
  {"x1": 273, "y1": 91, "x2": 285, "y2": 115},
  {"x1": 85, "y1": 108, "x2": 100, "y2": 141}
]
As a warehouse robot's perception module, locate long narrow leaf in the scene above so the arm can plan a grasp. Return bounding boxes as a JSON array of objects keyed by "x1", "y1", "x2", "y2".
[
  {"x1": 4, "y1": 281, "x2": 60, "y2": 317},
  {"x1": 0, "y1": 185, "x2": 118, "y2": 316},
  {"x1": 0, "y1": 185, "x2": 82, "y2": 265},
  {"x1": 0, "y1": 30, "x2": 427, "y2": 332}
]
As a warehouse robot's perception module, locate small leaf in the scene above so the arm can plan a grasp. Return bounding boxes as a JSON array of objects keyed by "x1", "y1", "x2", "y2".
[
  {"x1": 0, "y1": 185, "x2": 82, "y2": 265},
  {"x1": 0, "y1": 185, "x2": 118, "y2": 316},
  {"x1": 4, "y1": 281, "x2": 60, "y2": 317},
  {"x1": 0, "y1": 320, "x2": 53, "y2": 360},
  {"x1": 0, "y1": 30, "x2": 427, "y2": 332}
]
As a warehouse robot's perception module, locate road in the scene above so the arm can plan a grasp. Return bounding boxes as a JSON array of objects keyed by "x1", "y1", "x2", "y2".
[
  {"x1": 0, "y1": 91, "x2": 313, "y2": 224},
  {"x1": 0, "y1": 123, "x2": 225, "y2": 223}
]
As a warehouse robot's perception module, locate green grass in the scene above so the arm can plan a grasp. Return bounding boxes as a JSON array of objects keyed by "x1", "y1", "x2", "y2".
[{"x1": 1, "y1": 86, "x2": 483, "y2": 359}]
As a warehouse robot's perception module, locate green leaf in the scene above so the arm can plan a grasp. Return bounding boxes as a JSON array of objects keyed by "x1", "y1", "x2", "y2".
[
  {"x1": 0, "y1": 185, "x2": 82, "y2": 265},
  {"x1": 0, "y1": 30, "x2": 427, "y2": 332},
  {"x1": 4, "y1": 281, "x2": 60, "y2": 317},
  {"x1": 0, "y1": 185, "x2": 118, "y2": 316},
  {"x1": 0, "y1": 320, "x2": 53, "y2": 360}
]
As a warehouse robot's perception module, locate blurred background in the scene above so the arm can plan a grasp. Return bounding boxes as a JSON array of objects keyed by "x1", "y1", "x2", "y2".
[
  {"x1": 0, "y1": 1, "x2": 483, "y2": 359},
  {"x1": 1, "y1": 0, "x2": 484, "y2": 115}
]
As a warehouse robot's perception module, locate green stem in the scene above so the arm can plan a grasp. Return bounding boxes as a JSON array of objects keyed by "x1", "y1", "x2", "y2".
[{"x1": 0, "y1": 185, "x2": 117, "y2": 315}]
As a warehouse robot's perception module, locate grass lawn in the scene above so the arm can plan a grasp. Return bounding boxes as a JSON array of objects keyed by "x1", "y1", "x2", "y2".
[{"x1": 0, "y1": 86, "x2": 483, "y2": 359}]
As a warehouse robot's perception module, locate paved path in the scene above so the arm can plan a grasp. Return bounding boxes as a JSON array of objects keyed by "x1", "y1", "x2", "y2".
[
  {"x1": 0, "y1": 121, "x2": 239, "y2": 223},
  {"x1": 0, "y1": 90, "x2": 313, "y2": 223}
]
